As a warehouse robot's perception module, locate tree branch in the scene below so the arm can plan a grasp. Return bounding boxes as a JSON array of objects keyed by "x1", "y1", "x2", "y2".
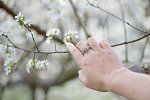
[
  {"x1": 0, "y1": 42, "x2": 69, "y2": 54},
  {"x1": 0, "y1": 1, "x2": 63, "y2": 44},
  {"x1": 68, "y1": 0, "x2": 90, "y2": 38},
  {"x1": 85, "y1": 0, "x2": 148, "y2": 34}
]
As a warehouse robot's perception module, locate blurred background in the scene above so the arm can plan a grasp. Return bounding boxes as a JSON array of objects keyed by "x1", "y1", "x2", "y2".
[{"x1": 0, "y1": 0, "x2": 150, "y2": 100}]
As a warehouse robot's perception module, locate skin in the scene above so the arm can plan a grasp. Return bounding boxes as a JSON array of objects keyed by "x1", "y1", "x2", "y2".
[{"x1": 66, "y1": 37, "x2": 150, "y2": 100}]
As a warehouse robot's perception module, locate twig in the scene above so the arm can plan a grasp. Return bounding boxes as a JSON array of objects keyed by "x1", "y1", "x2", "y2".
[
  {"x1": 27, "y1": 29, "x2": 40, "y2": 52},
  {"x1": 15, "y1": 51, "x2": 25, "y2": 65},
  {"x1": 1, "y1": 31, "x2": 150, "y2": 53},
  {"x1": 111, "y1": 33, "x2": 150, "y2": 47},
  {"x1": 0, "y1": 42, "x2": 69, "y2": 54},
  {"x1": 140, "y1": 37, "x2": 149, "y2": 62},
  {"x1": 68, "y1": 0, "x2": 90, "y2": 38},
  {"x1": 118, "y1": 0, "x2": 128, "y2": 62},
  {"x1": 3, "y1": 35, "x2": 17, "y2": 48},
  {"x1": 85, "y1": 0, "x2": 148, "y2": 34}
]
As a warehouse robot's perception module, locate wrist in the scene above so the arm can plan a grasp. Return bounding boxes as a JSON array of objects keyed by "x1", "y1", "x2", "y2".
[{"x1": 105, "y1": 67, "x2": 130, "y2": 92}]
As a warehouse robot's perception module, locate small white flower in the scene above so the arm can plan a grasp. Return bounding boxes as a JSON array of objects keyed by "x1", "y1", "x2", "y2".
[
  {"x1": 0, "y1": 44, "x2": 16, "y2": 57},
  {"x1": 46, "y1": 28, "x2": 60, "y2": 36},
  {"x1": 46, "y1": 36, "x2": 53, "y2": 44},
  {"x1": 4, "y1": 57, "x2": 15, "y2": 75},
  {"x1": 5, "y1": 67, "x2": 12, "y2": 75},
  {"x1": 46, "y1": 28, "x2": 60, "y2": 44},
  {"x1": 24, "y1": 20, "x2": 31, "y2": 28},
  {"x1": 0, "y1": 44, "x2": 16, "y2": 75},
  {"x1": 26, "y1": 59, "x2": 37, "y2": 74},
  {"x1": 15, "y1": 12, "x2": 24, "y2": 22},
  {"x1": 26, "y1": 59, "x2": 49, "y2": 73},
  {"x1": 63, "y1": 31, "x2": 79, "y2": 44},
  {"x1": 36, "y1": 60, "x2": 49, "y2": 69},
  {"x1": 65, "y1": 31, "x2": 79, "y2": 39},
  {"x1": 15, "y1": 13, "x2": 31, "y2": 28},
  {"x1": 15, "y1": 13, "x2": 24, "y2": 26}
]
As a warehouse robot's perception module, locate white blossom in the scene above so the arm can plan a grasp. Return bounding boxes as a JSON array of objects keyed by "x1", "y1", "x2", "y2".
[
  {"x1": 15, "y1": 12, "x2": 24, "y2": 22},
  {"x1": 24, "y1": 20, "x2": 31, "y2": 28},
  {"x1": 0, "y1": 44, "x2": 16, "y2": 75},
  {"x1": 46, "y1": 36, "x2": 53, "y2": 44},
  {"x1": 36, "y1": 60, "x2": 49, "y2": 69},
  {"x1": 0, "y1": 44, "x2": 16, "y2": 57},
  {"x1": 15, "y1": 13, "x2": 31, "y2": 28},
  {"x1": 63, "y1": 31, "x2": 79, "y2": 44},
  {"x1": 26, "y1": 59, "x2": 49, "y2": 73},
  {"x1": 46, "y1": 28, "x2": 60, "y2": 44},
  {"x1": 46, "y1": 28, "x2": 60, "y2": 36},
  {"x1": 26, "y1": 59, "x2": 37, "y2": 74},
  {"x1": 4, "y1": 57, "x2": 15, "y2": 75}
]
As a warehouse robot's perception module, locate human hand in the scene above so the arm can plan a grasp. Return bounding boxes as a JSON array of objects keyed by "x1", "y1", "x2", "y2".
[{"x1": 66, "y1": 38, "x2": 125, "y2": 92}]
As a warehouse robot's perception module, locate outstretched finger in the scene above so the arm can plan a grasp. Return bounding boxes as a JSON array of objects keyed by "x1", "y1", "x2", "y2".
[{"x1": 66, "y1": 42, "x2": 83, "y2": 65}]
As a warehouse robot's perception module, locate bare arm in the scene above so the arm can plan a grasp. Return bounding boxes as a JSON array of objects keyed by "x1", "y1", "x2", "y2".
[
  {"x1": 111, "y1": 68, "x2": 150, "y2": 100},
  {"x1": 66, "y1": 37, "x2": 150, "y2": 100}
]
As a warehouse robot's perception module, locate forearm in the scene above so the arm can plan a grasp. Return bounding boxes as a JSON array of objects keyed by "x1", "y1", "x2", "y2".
[{"x1": 110, "y1": 68, "x2": 150, "y2": 100}]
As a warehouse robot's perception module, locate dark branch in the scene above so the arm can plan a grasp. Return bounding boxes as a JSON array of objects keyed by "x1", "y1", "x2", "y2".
[
  {"x1": 85, "y1": 0, "x2": 148, "y2": 34},
  {"x1": 0, "y1": 1, "x2": 63, "y2": 44},
  {"x1": 111, "y1": 33, "x2": 150, "y2": 47},
  {"x1": 0, "y1": 42, "x2": 69, "y2": 54}
]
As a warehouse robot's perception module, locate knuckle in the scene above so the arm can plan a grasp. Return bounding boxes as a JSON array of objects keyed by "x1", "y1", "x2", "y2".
[{"x1": 87, "y1": 37, "x2": 94, "y2": 44}]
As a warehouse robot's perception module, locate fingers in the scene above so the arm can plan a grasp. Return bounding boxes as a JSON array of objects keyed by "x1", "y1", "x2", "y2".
[
  {"x1": 99, "y1": 40, "x2": 111, "y2": 49},
  {"x1": 87, "y1": 37, "x2": 101, "y2": 51},
  {"x1": 76, "y1": 41, "x2": 91, "y2": 54},
  {"x1": 76, "y1": 41, "x2": 87, "y2": 50},
  {"x1": 66, "y1": 42, "x2": 83, "y2": 65}
]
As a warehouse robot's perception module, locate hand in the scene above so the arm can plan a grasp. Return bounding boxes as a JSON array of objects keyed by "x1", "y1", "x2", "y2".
[{"x1": 66, "y1": 38, "x2": 125, "y2": 92}]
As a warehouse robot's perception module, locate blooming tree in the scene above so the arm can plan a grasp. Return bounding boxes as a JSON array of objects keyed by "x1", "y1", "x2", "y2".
[{"x1": 0, "y1": 0, "x2": 150, "y2": 100}]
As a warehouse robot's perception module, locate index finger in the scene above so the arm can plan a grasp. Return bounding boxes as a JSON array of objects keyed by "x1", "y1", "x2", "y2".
[{"x1": 66, "y1": 42, "x2": 83, "y2": 65}]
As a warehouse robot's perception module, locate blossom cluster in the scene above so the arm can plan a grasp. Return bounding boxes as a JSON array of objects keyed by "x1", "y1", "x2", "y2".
[
  {"x1": 0, "y1": 13, "x2": 80, "y2": 75},
  {"x1": 0, "y1": 44, "x2": 16, "y2": 75},
  {"x1": 45, "y1": 28, "x2": 79, "y2": 45},
  {"x1": 26, "y1": 59, "x2": 49, "y2": 73},
  {"x1": 63, "y1": 31, "x2": 79, "y2": 44},
  {"x1": 15, "y1": 13, "x2": 79, "y2": 45},
  {"x1": 0, "y1": 44, "x2": 16, "y2": 57},
  {"x1": 4, "y1": 57, "x2": 15, "y2": 75},
  {"x1": 46, "y1": 28, "x2": 61, "y2": 44},
  {"x1": 15, "y1": 13, "x2": 31, "y2": 29}
]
